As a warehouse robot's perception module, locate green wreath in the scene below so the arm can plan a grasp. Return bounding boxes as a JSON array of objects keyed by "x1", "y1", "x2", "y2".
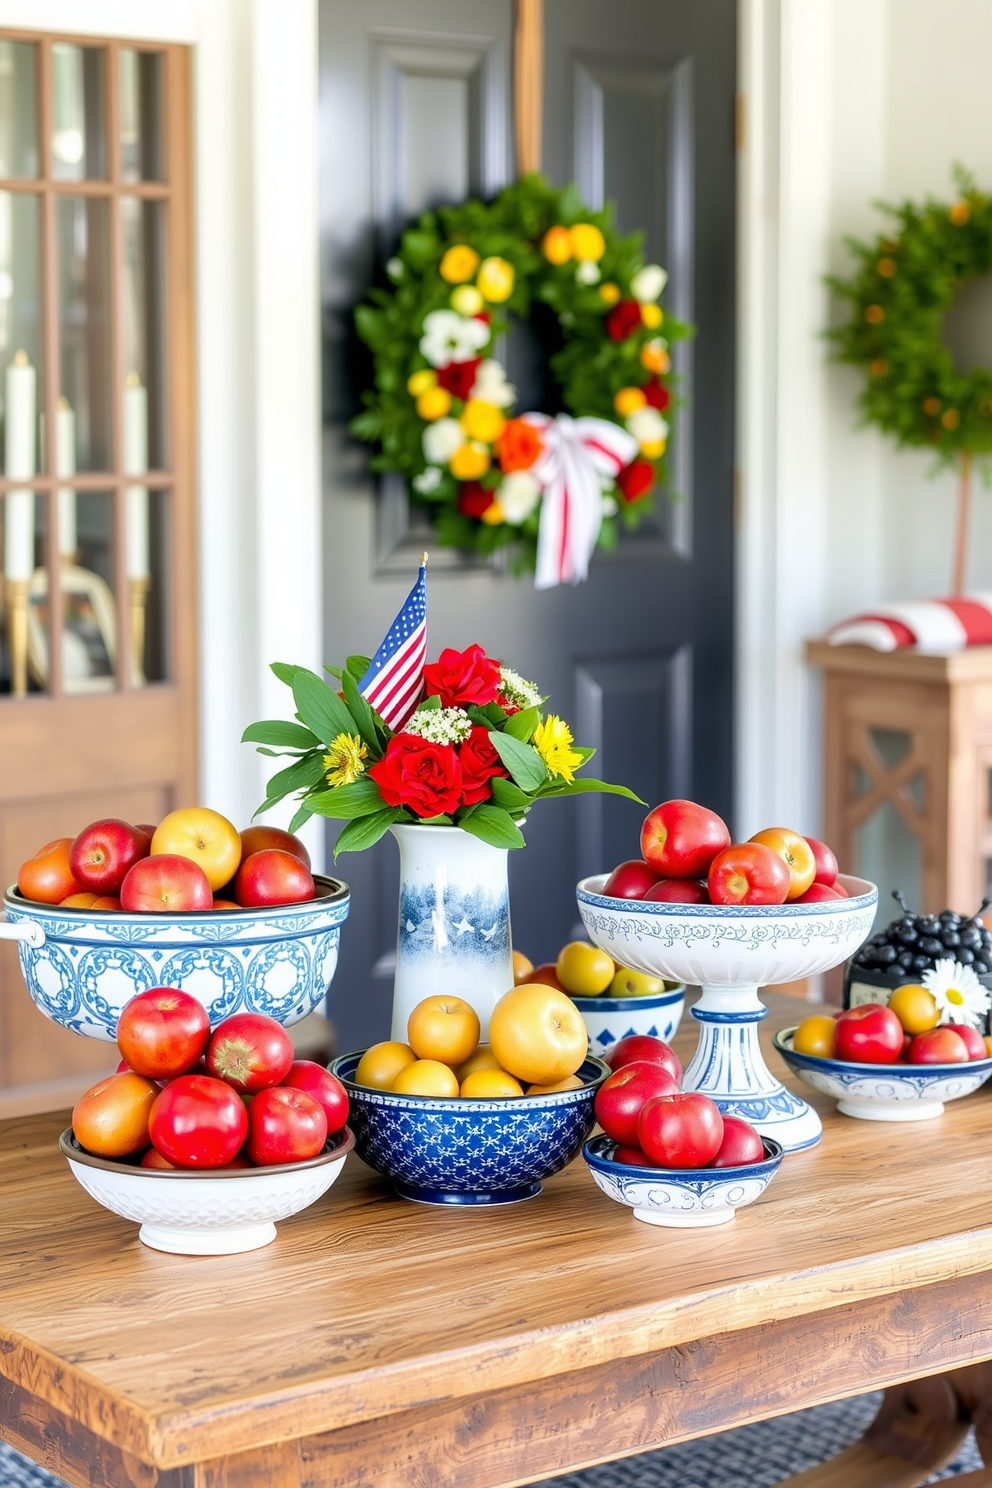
[
  {"x1": 350, "y1": 175, "x2": 692, "y2": 575},
  {"x1": 828, "y1": 171, "x2": 992, "y2": 463}
]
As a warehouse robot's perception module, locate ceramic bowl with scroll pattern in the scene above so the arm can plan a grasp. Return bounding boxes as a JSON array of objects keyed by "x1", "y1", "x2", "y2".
[
  {"x1": 331, "y1": 1051, "x2": 609, "y2": 1205},
  {"x1": 4, "y1": 877, "x2": 350, "y2": 1041},
  {"x1": 60, "y1": 1127, "x2": 354, "y2": 1254},
  {"x1": 582, "y1": 1132, "x2": 784, "y2": 1227},
  {"x1": 774, "y1": 1026, "x2": 992, "y2": 1121}
]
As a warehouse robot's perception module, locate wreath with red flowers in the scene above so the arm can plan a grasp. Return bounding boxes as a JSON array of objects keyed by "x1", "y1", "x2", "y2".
[{"x1": 350, "y1": 175, "x2": 693, "y2": 580}]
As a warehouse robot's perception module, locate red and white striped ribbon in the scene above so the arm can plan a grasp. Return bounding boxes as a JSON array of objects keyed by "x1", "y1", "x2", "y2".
[
  {"x1": 523, "y1": 413, "x2": 638, "y2": 590},
  {"x1": 826, "y1": 594, "x2": 992, "y2": 652}
]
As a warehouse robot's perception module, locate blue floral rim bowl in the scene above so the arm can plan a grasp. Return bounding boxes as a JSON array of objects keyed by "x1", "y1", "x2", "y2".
[
  {"x1": 583, "y1": 1132, "x2": 784, "y2": 1227},
  {"x1": 2, "y1": 877, "x2": 350, "y2": 1041},
  {"x1": 330, "y1": 1051, "x2": 610, "y2": 1205},
  {"x1": 571, "y1": 984, "x2": 685, "y2": 1056},
  {"x1": 774, "y1": 1026, "x2": 992, "y2": 1122}
]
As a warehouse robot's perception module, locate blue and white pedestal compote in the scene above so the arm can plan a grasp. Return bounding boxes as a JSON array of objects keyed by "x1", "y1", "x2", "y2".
[
  {"x1": 576, "y1": 874, "x2": 878, "y2": 1153},
  {"x1": 389, "y1": 824, "x2": 514, "y2": 1043}
]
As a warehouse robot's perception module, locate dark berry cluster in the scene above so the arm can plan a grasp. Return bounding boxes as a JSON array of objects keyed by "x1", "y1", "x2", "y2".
[{"x1": 854, "y1": 895, "x2": 992, "y2": 979}]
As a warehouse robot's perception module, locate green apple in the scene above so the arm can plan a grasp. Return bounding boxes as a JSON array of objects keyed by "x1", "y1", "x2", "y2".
[{"x1": 608, "y1": 968, "x2": 667, "y2": 998}]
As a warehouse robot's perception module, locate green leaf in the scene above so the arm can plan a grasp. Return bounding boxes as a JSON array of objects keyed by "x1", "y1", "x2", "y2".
[
  {"x1": 333, "y1": 808, "x2": 400, "y2": 855},
  {"x1": 307, "y1": 779, "x2": 385, "y2": 818},
  {"x1": 537, "y1": 777, "x2": 646, "y2": 803},
  {"x1": 292, "y1": 670, "x2": 357, "y2": 745},
  {"x1": 502, "y1": 705, "x2": 540, "y2": 742},
  {"x1": 271, "y1": 661, "x2": 304, "y2": 688},
  {"x1": 419, "y1": 694, "x2": 442, "y2": 712},
  {"x1": 488, "y1": 730, "x2": 548, "y2": 791},
  {"x1": 242, "y1": 719, "x2": 321, "y2": 750},
  {"x1": 490, "y1": 776, "x2": 531, "y2": 810},
  {"x1": 264, "y1": 752, "x2": 326, "y2": 802},
  {"x1": 346, "y1": 654, "x2": 372, "y2": 681},
  {"x1": 418, "y1": 813, "x2": 453, "y2": 825},
  {"x1": 458, "y1": 803, "x2": 526, "y2": 849},
  {"x1": 341, "y1": 670, "x2": 382, "y2": 755},
  {"x1": 288, "y1": 802, "x2": 314, "y2": 835}
]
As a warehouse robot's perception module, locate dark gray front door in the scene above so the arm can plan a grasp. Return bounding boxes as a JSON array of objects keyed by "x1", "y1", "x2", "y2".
[{"x1": 318, "y1": 0, "x2": 736, "y2": 1052}]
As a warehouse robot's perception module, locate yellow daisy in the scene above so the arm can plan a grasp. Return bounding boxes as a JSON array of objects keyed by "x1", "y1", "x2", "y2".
[
  {"x1": 323, "y1": 732, "x2": 368, "y2": 788},
  {"x1": 533, "y1": 715, "x2": 582, "y2": 784}
]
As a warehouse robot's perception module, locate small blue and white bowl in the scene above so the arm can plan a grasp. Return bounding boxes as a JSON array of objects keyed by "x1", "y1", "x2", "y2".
[
  {"x1": 573, "y1": 984, "x2": 685, "y2": 1057},
  {"x1": 331, "y1": 1051, "x2": 609, "y2": 1205},
  {"x1": 774, "y1": 1026, "x2": 992, "y2": 1122},
  {"x1": 583, "y1": 1133, "x2": 784, "y2": 1227},
  {"x1": 1, "y1": 878, "x2": 350, "y2": 1041}
]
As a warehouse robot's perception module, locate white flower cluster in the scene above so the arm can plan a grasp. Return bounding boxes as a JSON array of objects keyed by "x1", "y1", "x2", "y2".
[
  {"x1": 406, "y1": 706, "x2": 473, "y2": 745},
  {"x1": 631, "y1": 263, "x2": 667, "y2": 302},
  {"x1": 472, "y1": 359, "x2": 516, "y2": 407},
  {"x1": 419, "y1": 310, "x2": 490, "y2": 368},
  {"x1": 498, "y1": 665, "x2": 542, "y2": 711}
]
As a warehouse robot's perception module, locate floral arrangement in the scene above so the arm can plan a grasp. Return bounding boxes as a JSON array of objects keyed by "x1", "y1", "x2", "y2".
[
  {"x1": 243, "y1": 643, "x2": 640, "y2": 853},
  {"x1": 350, "y1": 174, "x2": 692, "y2": 582}
]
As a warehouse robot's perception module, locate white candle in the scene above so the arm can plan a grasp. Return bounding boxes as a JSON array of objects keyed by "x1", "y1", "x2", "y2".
[
  {"x1": 56, "y1": 396, "x2": 76, "y2": 557},
  {"x1": 4, "y1": 349, "x2": 36, "y2": 582},
  {"x1": 123, "y1": 372, "x2": 149, "y2": 580}
]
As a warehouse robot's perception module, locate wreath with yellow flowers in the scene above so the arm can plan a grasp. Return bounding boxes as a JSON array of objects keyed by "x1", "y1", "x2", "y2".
[
  {"x1": 828, "y1": 171, "x2": 992, "y2": 462},
  {"x1": 350, "y1": 175, "x2": 692, "y2": 581}
]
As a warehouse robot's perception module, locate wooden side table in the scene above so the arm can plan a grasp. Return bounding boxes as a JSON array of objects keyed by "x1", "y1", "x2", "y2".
[{"x1": 806, "y1": 641, "x2": 992, "y2": 915}]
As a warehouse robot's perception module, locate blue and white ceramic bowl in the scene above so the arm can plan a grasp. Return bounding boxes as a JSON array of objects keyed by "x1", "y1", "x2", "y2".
[
  {"x1": 2, "y1": 878, "x2": 350, "y2": 1041},
  {"x1": 583, "y1": 1133, "x2": 784, "y2": 1227},
  {"x1": 774, "y1": 1026, "x2": 992, "y2": 1121},
  {"x1": 573, "y1": 984, "x2": 685, "y2": 1056},
  {"x1": 331, "y1": 1051, "x2": 609, "y2": 1205}
]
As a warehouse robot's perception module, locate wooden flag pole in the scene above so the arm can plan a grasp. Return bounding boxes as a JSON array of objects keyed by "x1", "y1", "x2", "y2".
[
  {"x1": 953, "y1": 449, "x2": 973, "y2": 596},
  {"x1": 514, "y1": 0, "x2": 544, "y2": 176}
]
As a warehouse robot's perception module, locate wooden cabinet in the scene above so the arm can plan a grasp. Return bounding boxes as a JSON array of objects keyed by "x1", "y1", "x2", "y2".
[{"x1": 0, "y1": 33, "x2": 197, "y2": 1116}]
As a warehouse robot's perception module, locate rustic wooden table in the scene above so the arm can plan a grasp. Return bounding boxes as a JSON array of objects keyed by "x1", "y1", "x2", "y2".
[{"x1": 3, "y1": 996, "x2": 992, "y2": 1488}]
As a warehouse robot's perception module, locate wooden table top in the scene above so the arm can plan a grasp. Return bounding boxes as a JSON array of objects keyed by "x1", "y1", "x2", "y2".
[{"x1": 4, "y1": 995, "x2": 992, "y2": 1472}]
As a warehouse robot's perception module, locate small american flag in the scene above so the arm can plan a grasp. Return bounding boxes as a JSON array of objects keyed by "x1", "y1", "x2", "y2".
[{"x1": 358, "y1": 558, "x2": 428, "y2": 730}]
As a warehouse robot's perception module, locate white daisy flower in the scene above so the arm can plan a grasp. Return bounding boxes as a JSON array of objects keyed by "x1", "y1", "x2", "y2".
[
  {"x1": 498, "y1": 470, "x2": 542, "y2": 524},
  {"x1": 406, "y1": 706, "x2": 473, "y2": 745},
  {"x1": 625, "y1": 406, "x2": 669, "y2": 445},
  {"x1": 412, "y1": 466, "x2": 442, "y2": 494},
  {"x1": 922, "y1": 958, "x2": 991, "y2": 1028},
  {"x1": 422, "y1": 417, "x2": 464, "y2": 465},
  {"x1": 631, "y1": 263, "x2": 667, "y2": 302},
  {"x1": 419, "y1": 309, "x2": 490, "y2": 368},
  {"x1": 499, "y1": 665, "x2": 542, "y2": 711},
  {"x1": 471, "y1": 359, "x2": 517, "y2": 408},
  {"x1": 576, "y1": 260, "x2": 600, "y2": 285},
  {"x1": 386, "y1": 257, "x2": 404, "y2": 280}
]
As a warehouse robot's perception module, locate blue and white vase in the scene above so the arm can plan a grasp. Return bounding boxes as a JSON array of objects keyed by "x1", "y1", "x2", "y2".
[{"x1": 389, "y1": 824, "x2": 514, "y2": 1043}]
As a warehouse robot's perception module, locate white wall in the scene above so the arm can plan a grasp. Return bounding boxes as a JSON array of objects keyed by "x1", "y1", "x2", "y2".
[
  {"x1": 0, "y1": 0, "x2": 324, "y2": 865},
  {"x1": 738, "y1": 0, "x2": 992, "y2": 843}
]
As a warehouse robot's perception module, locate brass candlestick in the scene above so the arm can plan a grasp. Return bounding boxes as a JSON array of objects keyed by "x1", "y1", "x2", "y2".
[
  {"x1": 129, "y1": 575, "x2": 150, "y2": 684},
  {"x1": 6, "y1": 578, "x2": 29, "y2": 697}
]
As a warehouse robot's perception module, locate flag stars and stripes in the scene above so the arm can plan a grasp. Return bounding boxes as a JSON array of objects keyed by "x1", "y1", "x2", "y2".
[{"x1": 358, "y1": 563, "x2": 428, "y2": 730}]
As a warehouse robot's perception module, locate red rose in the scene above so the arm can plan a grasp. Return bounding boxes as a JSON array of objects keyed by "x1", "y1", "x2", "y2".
[
  {"x1": 457, "y1": 482, "x2": 495, "y2": 520},
  {"x1": 606, "y1": 300, "x2": 642, "y2": 341},
  {"x1": 643, "y1": 378, "x2": 671, "y2": 412},
  {"x1": 458, "y1": 726, "x2": 509, "y2": 805},
  {"x1": 617, "y1": 460, "x2": 656, "y2": 504},
  {"x1": 368, "y1": 734, "x2": 463, "y2": 819},
  {"x1": 423, "y1": 644, "x2": 501, "y2": 707},
  {"x1": 437, "y1": 358, "x2": 481, "y2": 401}
]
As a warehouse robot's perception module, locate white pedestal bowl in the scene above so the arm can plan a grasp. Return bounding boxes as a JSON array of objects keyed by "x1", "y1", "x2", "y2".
[{"x1": 576, "y1": 874, "x2": 877, "y2": 1153}]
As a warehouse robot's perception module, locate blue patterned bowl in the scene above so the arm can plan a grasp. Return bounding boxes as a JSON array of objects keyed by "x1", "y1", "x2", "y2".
[
  {"x1": 572, "y1": 984, "x2": 685, "y2": 1056},
  {"x1": 2, "y1": 877, "x2": 350, "y2": 1041},
  {"x1": 331, "y1": 1051, "x2": 609, "y2": 1205},
  {"x1": 774, "y1": 1026, "x2": 992, "y2": 1121},
  {"x1": 583, "y1": 1133, "x2": 784, "y2": 1227}
]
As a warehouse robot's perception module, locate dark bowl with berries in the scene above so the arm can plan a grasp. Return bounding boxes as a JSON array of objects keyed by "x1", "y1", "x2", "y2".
[{"x1": 845, "y1": 895, "x2": 992, "y2": 1033}]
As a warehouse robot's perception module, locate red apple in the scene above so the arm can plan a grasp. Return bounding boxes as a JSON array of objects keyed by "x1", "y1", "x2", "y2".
[
  {"x1": 644, "y1": 879, "x2": 710, "y2": 904},
  {"x1": 602, "y1": 859, "x2": 659, "y2": 900},
  {"x1": 235, "y1": 849, "x2": 315, "y2": 908},
  {"x1": 709, "y1": 1115, "x2": 765, "y2": 1167},
  {"x1": 281, "y1": 1060, "x2": 349, "y2": 1134},
  {"x1": 120, "y1": 854, "x2": 213, "y2": 913},
  {"x1": 833, "y1": 1004, "x2": 904, "y2": 1063},
  {"x1": 942, "y1": 1023, "x2": 988, "y2": 1060},
  {"x1": 908, "y1": 1027, "x2": 970, "y2": 1064},
  {"x1": 69, "y1": 819, "x2": 148, "y2": 894},
  {"x1": 805, "y1": 836, "x2": 839, "y2": 887},
  {"x1": 239, "y1": 825, "x2": 312, "y2": 870},
  {"x1": 605, "y1": 1034, "x2": 682, "y2": 1085},
  {"x1": 640, "y1": 800, "x2": 731, "y2": 879},
  {"x1": 707, "y1": 844, "x2": 791, "y2": 906},
  {"x1": 795, "y1": 882, "x2": 842, "y2": 904},
  {"x1": 637, "y1": 1091, "x2": 724, "y2": 1168},
  {"x1": 613, "y1": 1144, "x2": 658, "y2": 1167},
  {"x1": 135, "y1": 823, "x2": 158, "y2": 852},
  {"x1": 525, "y1": 963, "x2": 567, "y2": 992},
  {"x1": 594, "y1": 1061, "x2": 680, "y2": 1147}
]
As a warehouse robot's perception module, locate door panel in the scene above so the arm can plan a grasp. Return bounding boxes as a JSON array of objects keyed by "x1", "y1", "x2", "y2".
[{"x1": 319, "y1": 0, "x2": 735, "y2": 1054}]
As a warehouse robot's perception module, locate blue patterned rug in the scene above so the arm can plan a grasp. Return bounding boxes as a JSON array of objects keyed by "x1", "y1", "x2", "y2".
[{"x1": 0, "y1": 1391, "x2": 984, "y2": 1485}]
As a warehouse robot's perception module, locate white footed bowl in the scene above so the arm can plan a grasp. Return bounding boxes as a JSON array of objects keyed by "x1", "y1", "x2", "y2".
[
  {"x1": 576, "y1": 875, "x2": 877, "y2": 988},
  {"x1": 583, "y1": 1134, "x2": 784, "y2": 1227},
  {"x1": 774, "y1": 1028, "x2": 992, "y2": 1122},
  {"x1": 60, "y1": 1128, "x2": 354, "y2": 1254},
  {"x1": 573, "y1": 984, "x2": 685, "y2": 1055}
]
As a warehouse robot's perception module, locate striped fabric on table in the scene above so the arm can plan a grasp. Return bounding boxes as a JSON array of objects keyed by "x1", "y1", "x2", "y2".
[
  {"x1": 826, "y1": 593, "x2": 992, "y2": 653},
  {"x1": 357, "y1": 561, "x2": 428, "y2": 729}
]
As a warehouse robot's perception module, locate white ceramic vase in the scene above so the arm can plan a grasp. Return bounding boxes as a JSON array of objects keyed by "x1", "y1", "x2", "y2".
[{"x1": 389, "y1": 824, "x2": 515, "y2": 1043}]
